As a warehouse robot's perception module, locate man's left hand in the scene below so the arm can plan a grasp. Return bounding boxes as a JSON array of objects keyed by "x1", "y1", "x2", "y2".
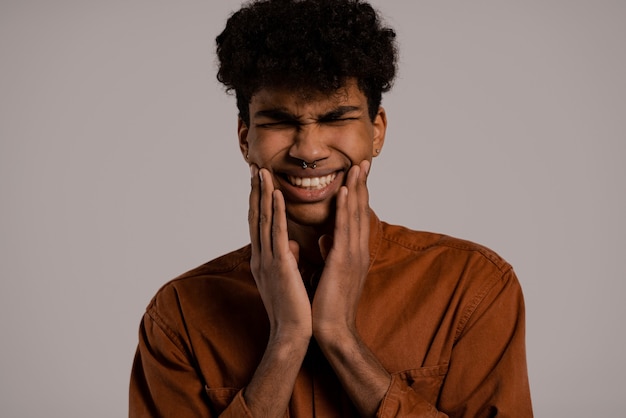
[{"x1": 312, "y1": 159, "x2": 371, "y2": 339}]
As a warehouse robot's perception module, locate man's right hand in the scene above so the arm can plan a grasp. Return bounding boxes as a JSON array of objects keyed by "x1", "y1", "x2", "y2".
[
  {"x1": 242, "y1": 165, "x2": 311, "y2": 417},
  {"x1": 248, "y1": 166, "x2": 312, "y2": 340}
]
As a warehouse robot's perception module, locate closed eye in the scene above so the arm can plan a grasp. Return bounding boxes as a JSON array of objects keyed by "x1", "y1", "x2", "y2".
[
  {"x1": 255, "y1": 120, "x2": 299, "y2": 129},
  {"x1": 319, "y1": 117, "x2": 360, "y2": 125}
]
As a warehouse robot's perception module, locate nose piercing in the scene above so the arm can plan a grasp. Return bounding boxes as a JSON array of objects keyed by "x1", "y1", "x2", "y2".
[{"x1": 301, "y1": 160, "x2": 317, "y2": 169}]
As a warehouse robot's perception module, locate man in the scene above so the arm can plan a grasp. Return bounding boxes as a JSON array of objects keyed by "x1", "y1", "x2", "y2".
[{"x1": 129, "y1": 0, "x2": 533, "y2": 416}]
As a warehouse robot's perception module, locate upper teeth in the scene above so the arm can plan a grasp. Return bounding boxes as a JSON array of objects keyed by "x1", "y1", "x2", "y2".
[{"x1": 288, "y1": 173, "x2": 336, "y2": 189}]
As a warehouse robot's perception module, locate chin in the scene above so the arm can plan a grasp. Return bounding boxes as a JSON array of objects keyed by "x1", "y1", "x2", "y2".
[{"x1": 286, "y1": 202, "x2": 335, "y2": 228}]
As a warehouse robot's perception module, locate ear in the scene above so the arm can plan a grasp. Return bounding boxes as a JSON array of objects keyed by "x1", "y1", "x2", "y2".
[
  {"x1": 238, "y1": 117, "x2": 250, "y2": 162},
  {"x1": 372, "y1": 106, "x2": 387, "y2": 157}
]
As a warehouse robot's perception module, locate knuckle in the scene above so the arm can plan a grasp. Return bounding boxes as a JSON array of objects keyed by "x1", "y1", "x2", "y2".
[
  {"x1": 272, "y1": 221, "x2": 283, "y2": 234},
  {"x1": 249, "y1": 258, "x2": 260, "y2": 273}
]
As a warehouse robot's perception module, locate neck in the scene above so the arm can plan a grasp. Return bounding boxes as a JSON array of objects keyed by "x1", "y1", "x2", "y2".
[{"x1": 287, "y1": 219, "x2": 333, "y2": 266}]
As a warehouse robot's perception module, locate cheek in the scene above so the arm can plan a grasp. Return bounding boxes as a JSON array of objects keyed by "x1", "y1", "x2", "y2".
[
  {"x1": 331, "y1": 130, "x2": 374, "y2": 161},
  {"x1": 248, "y1": 146, "x2": 289, "y2": 169},
  {"x1": 247, "y1": 133, "x2": 292, "y2": 164}
]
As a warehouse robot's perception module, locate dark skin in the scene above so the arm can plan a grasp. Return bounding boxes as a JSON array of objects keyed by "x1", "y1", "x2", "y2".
[{"x1": 239, "y1": 79, "x2": 391, "y2": 417}]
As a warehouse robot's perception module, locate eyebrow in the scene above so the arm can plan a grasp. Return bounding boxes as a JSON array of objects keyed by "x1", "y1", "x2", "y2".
[
  {"x1": 317, "y1": 106, "x2": 362, "y2": 121},
  {"x1": 253, "y1": 105, "x2": 362, "y2": 122},
  {"x1": 253, "y1": 108, "x2": 298, "y2": 121}
]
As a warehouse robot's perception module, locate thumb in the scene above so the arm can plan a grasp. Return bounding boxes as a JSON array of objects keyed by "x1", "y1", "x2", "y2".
[
  {"x1": 288, "y1": 240, "x2": 300, "y2": 264},
  {"x1": 318, "y1": 234, "x2": 334, "y2": 261}
]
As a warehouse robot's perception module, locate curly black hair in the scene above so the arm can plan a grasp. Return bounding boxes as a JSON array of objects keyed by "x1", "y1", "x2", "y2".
[{"x1": 216, "y1": 0, "x2": 398, "y2": 125}]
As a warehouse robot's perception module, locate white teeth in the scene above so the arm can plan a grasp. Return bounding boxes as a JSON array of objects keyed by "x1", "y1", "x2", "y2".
[{"x1": 287, "y1": 173, "x2": 336, "y2": 190}]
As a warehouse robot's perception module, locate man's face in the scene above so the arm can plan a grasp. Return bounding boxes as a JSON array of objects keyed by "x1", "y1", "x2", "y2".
[{"x1": 239, "y1": 79, "x2": 386, "y2": 227}]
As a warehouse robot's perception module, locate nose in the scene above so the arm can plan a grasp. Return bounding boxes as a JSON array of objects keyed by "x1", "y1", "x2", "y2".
[{"x1": 287, "y1": 124, "x2": 330, "y2": 164}]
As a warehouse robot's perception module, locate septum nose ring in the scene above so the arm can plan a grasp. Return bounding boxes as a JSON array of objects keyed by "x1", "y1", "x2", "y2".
[{"x1": 301, "y1": 160, "x2": 317, "y2": 169}]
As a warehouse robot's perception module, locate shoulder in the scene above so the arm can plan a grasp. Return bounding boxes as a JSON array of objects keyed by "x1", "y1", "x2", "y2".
[
  {"x1": 144, "y1": 245, "x2": 257, "y2": 329},
  {"x1": 372, "y1": 220, "x2": 524, "y2": 335},
  {"x1": 135, "y1": 245, "x2": 267, "y2": 370},
  {"x1": 378, "y1": 221, "x2": 511, "y2": 272},
  {"x1": 153, "y1": 245, "x2": 252, "y2": 298},
  {"x1": 372, "y1": 220, "x2": 519, "y2": 303}
]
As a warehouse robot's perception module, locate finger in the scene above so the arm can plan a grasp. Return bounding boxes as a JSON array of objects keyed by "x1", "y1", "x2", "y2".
[
  {"x1": 258, "y1": 168, "x2": 274, "y2": 255},
  {"x1": 333, "y1": 166, "x2": 358, "y2": 257},
  {"x1": 248, "y1": 164, "x2": 261, "y2": 255},
  {"x1": 357, "y1": 160, "x2": 371, "y2": 257},
  {"x1": 346, "y1": 164, "x2": 361, "y2": 243},
  {"x1": 271, "y1": 189, "x2": 291, "y2": 256}
]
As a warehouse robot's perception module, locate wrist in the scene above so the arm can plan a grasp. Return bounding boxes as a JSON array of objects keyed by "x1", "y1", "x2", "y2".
[
  {"x1": 268, "y1": 326, "x2": 312, "y2": 353},
  {"x1": 313, "y1": 323, "x2": 358, "y2": 351}
]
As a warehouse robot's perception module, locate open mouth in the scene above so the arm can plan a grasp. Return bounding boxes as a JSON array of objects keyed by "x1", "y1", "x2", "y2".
[{"x1": 286, "y1": 173, "x2": 337, "y2": 190}]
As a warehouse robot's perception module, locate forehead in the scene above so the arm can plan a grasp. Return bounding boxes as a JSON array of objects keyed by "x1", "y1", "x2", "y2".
[{"x1": 249, "y1": 79, "x2": 366, "y2": 111}]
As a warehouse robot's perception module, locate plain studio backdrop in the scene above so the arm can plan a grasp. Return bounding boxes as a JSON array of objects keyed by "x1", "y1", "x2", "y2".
[{"x1": 1, "y1": 1, "x2": 624, "y2": 416}]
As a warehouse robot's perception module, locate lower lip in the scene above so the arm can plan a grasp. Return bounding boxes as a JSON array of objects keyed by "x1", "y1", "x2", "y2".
[{"x1": 277, "y1": 172, "x2": 343, "y2": 203}]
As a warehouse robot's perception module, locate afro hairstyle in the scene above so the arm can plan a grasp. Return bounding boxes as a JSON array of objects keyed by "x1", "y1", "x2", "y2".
[{"x1": 215, "y1": 0, "x2": 398, "y2": 125}]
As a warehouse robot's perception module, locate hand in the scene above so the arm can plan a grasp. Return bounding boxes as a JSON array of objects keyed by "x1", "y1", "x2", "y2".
[
  {"x1": 312, "y1": 160, "x2": 371, "y2": 339},
  {"x1": 243, "y1": 165, "x2": 312, "y2": 417},
  {"x1": 310, "y1": 160, "x2": 390, "y2": 416},
  {"x1": 248, "y1": 166, "x2": 312, "y2": 341}
]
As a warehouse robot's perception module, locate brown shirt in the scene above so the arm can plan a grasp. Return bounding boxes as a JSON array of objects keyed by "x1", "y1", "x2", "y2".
[{"x1": 130, "y1": 213, "x2": 533, "y2": 417}]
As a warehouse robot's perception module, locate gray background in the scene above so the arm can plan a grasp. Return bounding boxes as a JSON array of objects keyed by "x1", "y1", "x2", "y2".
[{"x1": 1, "y1": 1, "x2": 624, "y2": 416}]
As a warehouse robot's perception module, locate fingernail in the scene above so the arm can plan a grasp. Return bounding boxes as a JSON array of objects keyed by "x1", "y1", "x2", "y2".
[
  {"x1": 363, "y1": 160, "x2": 371, "y2": 175},
  {"x1": 250, "y1": 164, "x2": 259, "y2": 179}
]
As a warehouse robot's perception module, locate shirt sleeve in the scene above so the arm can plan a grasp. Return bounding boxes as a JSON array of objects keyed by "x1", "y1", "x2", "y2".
[
  {"x1": 129, "y1": 310, "x2": 254, "y2": 418},
  {"x1": 376, "y1": 374, "x2": 444, "y2": 417},
  {"x1": 376, "y1": 268, "x2": 533, "y2": 417}
]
